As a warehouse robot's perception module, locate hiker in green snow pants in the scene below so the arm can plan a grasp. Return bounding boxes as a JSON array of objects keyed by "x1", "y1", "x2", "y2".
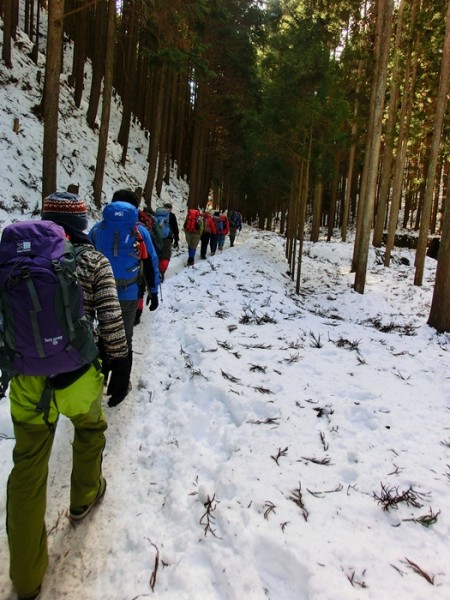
[{"x1": 6, "y1": 364, "x2": 107, "y2": 599}]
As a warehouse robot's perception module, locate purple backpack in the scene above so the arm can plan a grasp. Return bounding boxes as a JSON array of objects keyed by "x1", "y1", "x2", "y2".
[{"x1": 0, "y1": 220, "x2": 98, "y2": 377}]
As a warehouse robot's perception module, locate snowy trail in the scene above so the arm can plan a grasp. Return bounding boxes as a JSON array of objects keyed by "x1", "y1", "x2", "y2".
[{"x1": 1, "y1": 228, "x2": 449, "y2": 599}]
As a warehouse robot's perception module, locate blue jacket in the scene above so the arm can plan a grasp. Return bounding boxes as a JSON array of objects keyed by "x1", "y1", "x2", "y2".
[{"x1": 89, "y1": 202, "x2": 160, "y2": 301}]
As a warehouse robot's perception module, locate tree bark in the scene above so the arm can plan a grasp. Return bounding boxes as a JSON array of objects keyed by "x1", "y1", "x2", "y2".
[
  {"x1": 414, "y1": 0, "x2": 450, "y2": 286},
  {"x1": 2, "y1": 0, "x2": 13, "y2": 68},
  {"x1": 93, "y1": 0, "x2": 115, "y2": 208},
  {"x1": 143, "y1": 62, "x2": 167, "y2": 207},
  {"x1": 354, "y1": 0, "x2": 393, "y2": 293},
  {"x1": 384, "y1": 0, "x2": 419, "y2": 266},
  {"x1": 31, "y1": 0, "x2": 41, "y2": 64},
  {"x1": 86, "y1": 0, "x2": 107, "y2": 129},
  {"x1": 117, "y1": 0, "x2": 139, "y2": 166},
  {"x1": 428, "y1": 168, "x2": 450, "y2": 332},
  {"x1": 71, "y1": 0, "x2": 87, "y2": 108},
  {"x1": 310, "y1": 182, "x2": 323, "y2": 242},
  {"x1": 295, "y1": 135, "x2": 312, "y2": 294},
  {"x1": 42, "y1": 0, "x2": 64, "y2": 200},
  {"x1": 373, "y1": 0, "x2": 406, "y2": 247}
]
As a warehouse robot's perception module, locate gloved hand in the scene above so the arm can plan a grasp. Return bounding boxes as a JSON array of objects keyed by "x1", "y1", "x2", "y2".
[
  {"x1": 0, "y1": 370, "x2": 11, "y2": 399},
  {"x1": 107, "y1": 354, "x2": 132, "y2": 405},
  {"x1": 173, "y1": 240, "x2": 179, "y2": 249},
  {"x1": 147, "y1": 292, "x2": 159, "y2": 311}
]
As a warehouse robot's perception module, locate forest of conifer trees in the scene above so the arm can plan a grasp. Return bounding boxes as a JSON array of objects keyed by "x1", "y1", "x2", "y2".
[{"x1": 1, "y1": 0, "x2": 450, "y2": 329}]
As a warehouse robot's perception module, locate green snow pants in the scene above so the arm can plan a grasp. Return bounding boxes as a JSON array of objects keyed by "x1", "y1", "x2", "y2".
[{"x1": 6, "y1": 363, "x2": 107, "y2": 599}]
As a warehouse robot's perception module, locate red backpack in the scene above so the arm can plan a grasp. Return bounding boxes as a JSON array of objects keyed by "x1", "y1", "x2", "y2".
[{"x1": 185, "y1": 209, "x2": 201, "y2": 233}]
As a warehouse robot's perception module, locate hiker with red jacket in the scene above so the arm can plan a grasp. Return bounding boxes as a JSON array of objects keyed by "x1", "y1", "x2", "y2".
[
  {"x1": 210, "y1": 211, "x2": 222, "y2": 255},
  {"x1": 200, "y1": 211, "x2": 217, "y2": 259},
  {"x1": 218, "y1": 212, "x2": 230, "y2": 251},
  {"x1": 183, "y1": 208, "x2": 203, "y2": 266},
  {"x1": 3, "y1": 192, "x2": 130, "y2": 600}
]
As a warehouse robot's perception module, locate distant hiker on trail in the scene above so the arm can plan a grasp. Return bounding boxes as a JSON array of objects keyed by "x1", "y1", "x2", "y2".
[
  {"x1": 218, "y1": 212, "x2": 230, "y2": 251},
  {"x1": 228, "y1": 209, "x2": 242, "y2": 247},
  {"x1": 89, "y1": 189, "x2": 160, "y2": 400},
  {"x1": 210, "y1": 211, "x2": 222, "y2": 255},
  {"x1": 183, "y1": 207, "x2": 203, "y2": 266},
  {"x1": 1, "y1": 191, "x2": 130, "y2": 600},
  {"x1": 135, "y1": 207, "x2": 163, "y2": 325},
  {"x1": 154, "y1": 202, "x2": 180, "y2": 281},
  {"x1": 200, "y1": 211, "x2": 217, "y2": 259},
  {"x1": 138, "y1": 207, "x2": 163, "y2": 258}
]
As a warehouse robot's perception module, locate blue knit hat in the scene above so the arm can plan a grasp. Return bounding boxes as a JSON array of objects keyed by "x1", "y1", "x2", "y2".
[{"x1": 42, "y1": 191, "x2": 89, "y2": 231}]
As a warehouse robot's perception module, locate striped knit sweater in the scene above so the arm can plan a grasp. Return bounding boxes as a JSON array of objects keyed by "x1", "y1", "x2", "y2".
[{"x1": 75, "y1": 244, "x2": 129, "y2": 362}]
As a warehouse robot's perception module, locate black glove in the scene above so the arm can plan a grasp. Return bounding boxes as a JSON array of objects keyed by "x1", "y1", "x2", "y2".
[
  {"x1": 107, "y1": 354, "x2": 132, "y2": 403},
  {"x1": 0, "y1": 370, "x2": 11, "y2": 399},
  {"x1": 173, "y1": 240, "x2": 179, "y2": 249},
  {"x1": 147, "y1": 292, "x2": 159, "y2": 311}
]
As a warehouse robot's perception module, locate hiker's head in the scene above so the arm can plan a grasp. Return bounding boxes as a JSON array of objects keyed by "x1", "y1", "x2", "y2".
[
  {"x1": 163, "y1": 202, "x2": 173, "y2": 211},
  {"x1": 112, "y1": 189, "x2": 139, "y2": 208},
  {"x1": 42, "y1": 191, "x2": 89, "y2": 231}
]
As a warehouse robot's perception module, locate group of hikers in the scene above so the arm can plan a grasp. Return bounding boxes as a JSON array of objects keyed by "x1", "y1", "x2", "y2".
[
  {"x1": 0, "y1": 188, "x2": 242, "y2": 600},
  {"x1": 183, "y1": 207, "x2": 243, "y2": 266}
]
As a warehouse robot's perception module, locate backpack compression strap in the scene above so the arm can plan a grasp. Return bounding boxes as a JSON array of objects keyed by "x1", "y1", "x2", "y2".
[
  {"x1": 22, "y1": 258, "x2": 77, "y2": 359},
  {"x1": 53, "y1": 259, "x2": 76, "y2": 339},
  {"x1": 114, "y1": 225, "x2": 147, "y2": 290}
]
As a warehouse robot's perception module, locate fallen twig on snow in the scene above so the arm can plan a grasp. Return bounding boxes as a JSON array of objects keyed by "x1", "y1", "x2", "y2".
[
  {"x1": 200, "y1": 494, "x2": 221, "y2": 538},
  {"x1": 346, "y1": 569, "x2": 367, "y2": 588},
  {"x1": 249, "y1": 363, "x2": 267, "y2": 373},
  {"x1": 241, "y1": 343, "x2": 273, "y2": 350},
  {"x1": 288, "y1": 482, "x2": 309, "y2": 521},
  {"x1": 271, "y1": 446, "x2": 288, "y2": 465},
  {"x1": 403, "y1": 508, "x2": 440, "y2": 527},
  {"x1": 148, "y1": 539, "x2": 160, "y2": 592},
  {"x1": 221, "y1": 370, "x2": 241, "y2": 383},
  {"x1": 248, "y1": 417, "x2": 280, "y2": 426},
  {"x1": 309, "y1": 331, "x2": 323, "y2": 348},
  {"x1": 252, "y1": 385, "x2": 274, "y2": 394},
  {"x1": 319, "y1": 431, "x2": 328, "y2": 451},
  {"x1": 263, "y1": 501, "x2": 276, "y2": 519},
  {"x1": 300, "y1": 456, "x2": 333, "y2": 466},
  {"x1": 373, "y1": 483, "x2": 429, "y2": 512},
  {"x1": 402, "y1": 557, "x2": 435, "y2": 585}
]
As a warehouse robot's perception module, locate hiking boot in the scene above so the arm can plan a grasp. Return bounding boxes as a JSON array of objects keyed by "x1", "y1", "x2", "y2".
[
  {"x1": 69, "y1": 477, "x2": 107, "y2": 522},
  {"x1": 187, "y1": 257, "x2": 194, "y2": 266},
  {"x1": 18, "y1": 585, "x2": 41, "y2": 600},
  {"x1": 108, "y1": 382, "x2": 132, "y2": 407}
]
